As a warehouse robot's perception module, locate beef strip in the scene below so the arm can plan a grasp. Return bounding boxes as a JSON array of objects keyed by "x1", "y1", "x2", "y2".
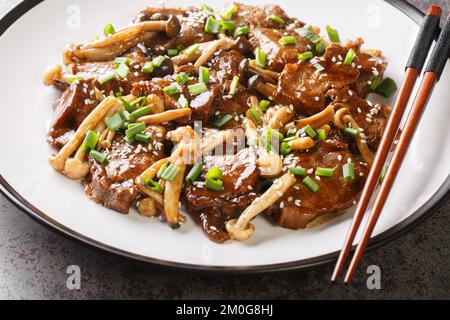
[
  {"x1": 83, "y1": 126, "x2": 166, "y2": 214},
  {"x1": 184, "y1": 148, "x2": 260, "y2": 243},
  {"x1": 249, "y1": 28, "x2": 310, "y2": 72},
  {"x1": 208, "y1": 50, "x2": 247, "y2": 85},
  {"x1": 274, "y1": 43, "x2": 361, "y2": 115},
  {"x1": 271, "y1": 140, "x2": 369, "y2": 229},
  {"x1": 214, "y1": 91, "x2": 254, "y2": 129}
]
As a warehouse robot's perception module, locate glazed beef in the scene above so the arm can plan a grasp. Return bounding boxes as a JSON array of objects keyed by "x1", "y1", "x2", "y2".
[
  {"x1": 47, "y1": 79, "x2": 99, "y2": 149},
  {"x1": 249, "y1": 28, "x2": 309, "y2": 72},
  {"x1": 184, "y1": 148, "x2": 260, "y2": 243},
  {"x1": 84, "y1": 126, "x2": 166, "y2": 214},
  {"x1": 208, "y1": 50, "x2": 247, "y2": 85},
  {"x1": 272, "y1": 140, "x2": 369, "y2": 229},
  {"x1": 214, "y1": 91, "x2": 254, "y2": 129}
]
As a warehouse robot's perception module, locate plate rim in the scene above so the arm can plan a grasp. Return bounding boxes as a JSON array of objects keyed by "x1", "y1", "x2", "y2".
[{"x1": 0, "y1": 0, "x2": 449, "y2": 273}]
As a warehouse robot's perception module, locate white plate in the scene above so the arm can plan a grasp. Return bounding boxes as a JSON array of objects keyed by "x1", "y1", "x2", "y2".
[{"x1": 0, "y1": 0, "x2": 449, "y2": 271}]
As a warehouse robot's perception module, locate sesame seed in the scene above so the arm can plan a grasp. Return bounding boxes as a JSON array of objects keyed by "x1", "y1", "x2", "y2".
[
  {"x1": 280, "y1": 202, "x2": 285, "y2": 209},
  {"x1": 337, "y1": 155, "x2": 343, "y2": 161},
  {"x1": 295, "y1": 200, "x2": 302, "y2": 207}
]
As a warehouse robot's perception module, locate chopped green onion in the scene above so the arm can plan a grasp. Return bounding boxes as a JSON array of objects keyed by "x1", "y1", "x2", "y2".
[
  {"x1": 105, "y1": 113, "x2": 123, "y2": 131},
  {"x1": 303, "y1": 176, "x2": 320, "y2": 192},
  {"x1": 118, "y1": 97, "x2": 135, "y2": 113},
  {"x1": 283, "y1": 136, "x2": 297, "y2": 143},
  {"x1": 176, "y1": 72, "x2": 190, "y2": 85},
  {"x1": 114, "y1": 57, "x2": 131, "y2": 66},
  {"x1": 199, "y1": 66, "x2": 210, "y2": 84},
  {"x1": 68, "y1": 75, "x2": 84, "y2": 84},
  {"x1": 152, "y1": 56, "x2": 167, "y2": 68},
  {"x1": 296, "y1": 26, "x2": 321, "y2": 43},
  {"x1": 81, "y1": 130, "x2": 99, "y2": 152},
  {"x1": 116, "y1": 63, "x2": 129, "y2": 79},
  {"x1": 259, "y1": 100, "x2": 270, "y2": 112},
  {"x1": 103, "y1": 23, "x2": 115, "y2": 37},
  {"x1": 186, "y1": 164, "x2": 203, "y2": 184},
  {"x1": 305, "y1": 125, "x2": 317, "y2": 138},
  {"x1": 316, "y1": 40, "x2": 326, "y2": 55},
  {"x1": 317, "y1": 128, "x2": 327, "y2": 140},
  {"x1": 144, "y1": 178, "x2": 163, "y2": 193},
  {"x1": 316, "y1": 167, "x2": 334, "y2": 177},
  {"x1": 160, "y1": 164, "x2": 181, "y2": 182},
  {"x1": 344, "y1": 49, "x2": 356, "y2": 65},
  {"x1": 130, "y1": 96, "x2": 147, "y2": 107},
  {"x1": 115, "y1": 92, "x2": 123, "y2": 97},
  {"x1": 287, "y1": 128, "x2": 298, "y2": 136},
  {"x1": 98, "y1": 71, "x2": 115, "y2": 84},
  {"x1": 370, "y1": 76, "x2": 381, "y2": 91},
  {"x1": 188, "y1": 83, "x2": 208, "y2": 96},
  {"x1": 326, "y1": 25, "x2": 340, "y2": 43},
  {"x1": 142, "y1": 62, "x2": 155, "y2": 74},
  {"x1": 281, "y1": 142, "x2": 292, "y2": 156},
  {"x1": 125, "y1": 122, "x2": 146, "y2": 139},
  {"x1": 123, "y1": 136, "x2": 135, "y2": 145},
  {"x1": 206, "y1": 168, "x2": 223, "y2": 181},
  {"x1": 229, "y1": 76, "x2": 239, "y2": 96},
  {"x1": 89, "y1": 150, "x2": 107, "y2": 164},
  {"x1": 176, "y1": 44, "x2": 185, "y2": 51},
  {"x1": 130, "y1": 106, "x2": 152, "y2": 120},
  {"x1": 220, "y1": 21, "x2": 236, "y2": 31},
  {"x1": 289, "y1": 167, "x2": 306, "y2": 176},
  {"x1": 178, "y1": 95, "x2": 190, "y2": 108},
  {"x1": 120, "y1": 122, "x2": 130, "y2": 130},
  {"x1": 343, "y1": 163, "x2": 355, "y2": 181},
  {"x1": 344, "y1": 127, "x2": 359, "y2": 137},
  {"x1": 167, "y1": 49, "x2": 179, "y2": 57},
  {"x1": 163, "y1": 84, "x2": 180, "y2": 96},
  {"x1": 255, "y1": 48, "x2": 267, "y2": 68},
  {"x1": 249, "y1": 107, "x2": 261, "y2": 123},
  {"x1": 220, "y1": 4, "x2": 238, "y2": 20},
  {"x1": 299, "y1": 51, "x2": 313, "y2": 60},
  {"x1": 201, "y1": 4, "x2": 214, "y2": 12},
  {"x1": 205, "y1": 16, "x2": 221, "y2": 34},
  {"x1": 117, "y1": 109, "x2": 132, "y2": 122},
  {"x1": 233, "y1": 25, "x2": 250, "y2": 38},
  {"x1": 266, "y1": 128, "x2": 284, "y2": 141},
  {"x1": 135, "y1": 133, "x2": 152, "y2": 143},
  {"x1": 214, "y1": 114, "x2": 233, "y2": 128},
  {"x1": 184, "y1": 44, "x2": 200, "y2": 56},
  {"x1": 157, "y1": 163, "x2": 167, "y2": 179},
  {"x1": 375, "y1": 77, "x2": 398, "y2": 98},
  {"x1": 279, "y1": 36, "x2": 297, "y2": 46},
  {"x1": 269, "y1": 14, "x2": 285, "y2": 25},
  {"x1": 205, "y1": 178, "x2": 223, "y2": 191}
]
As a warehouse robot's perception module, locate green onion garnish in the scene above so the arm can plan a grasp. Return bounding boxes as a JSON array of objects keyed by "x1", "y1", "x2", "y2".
[
  {"x1": 117, "y1": 109, "x2": 132, "y2": 122},
  {"x1": 289, "y1": 167, "x2": 306, "y2": 176},
  {"x1": 176, "y1": 72, "x2": 190, "y2": 85},
  {"x1": 144, "y1": 178, "x2": 163, "y2": 193},
  {"x1": 233, "y1": 25, "x2": 250, "y2": 38},
  {"x1": 205, "y1": 178, "x2": 223, "y2": 191},
  {"x1": 68, "y1": 75, "x2": 84, "y2": 84},
  {"x1": 317, "y1": 128, "x2": 327, "y2": 140},
  {"x1": 123, "y1": 136, "x2": 135, "y2": 145},
  {"x1": 157, "y1": 163, "x2": 167, "y2": 179},
  {"x1": 206, "y1": 167, "x2": 223, "y2": 181},
  {"x1": 114, "y1": 57, "x2": 131, "y2": 66},
  {"x1": 370, "y1": 76, "x2": 381, "y2": 91},
  {"x1": 125, "y1": 122, "x2": 146, "y2": 139},
  {"x1": 255, "y1": 48, "x2": 267, "y2": 68},
  {"x1": 89, "y1": 150, "x2": 107, "y2": 164},
  {"x1": 344, "y1": 127, "x2": 359, "y2": 137},
  {"x1": 167, "y1": 49, "x2": 179, "y2": 57},
  {"x1": 105, "y1": 113, "x2": 123, "y2": 131},
  {"x1": 344, "y1": 49, "x2": 356, "y2": 65},
  {"x1": 229, "y1": 76, "x2": 239, "y2": 96},
  {"x1": 131, "y1": 106, "x2": 152, "y2": 120},
  {"x1": 120, "y1": 122, "x2": 130, "y2": 130},
  {"x1": 343, "y1": 162, "x2": 355, "y2": 181},
  {"x1": 205, "y1": 16, "x2": 221, "y2": 34},
  {"x1": 81, "y1": 130, "x2": 99, "y2": 152},
  {"x1": 188, "y1": 83, "x2": 208, "y2": 96},
  {"x1": 303, "y1": 176, "x2": 320, "y2": 192},
  {"x1": 135, "y1": 133, "x2": 152, "y2": 143},
  {"x1": 305, "y1": 125, "x2": 317, "y2": 138},
  {"x1": 176, "y1": 44, "x2": 185, "y2": 51},
  {"x1": 259, "y1": 100, "x2": 270, "y2": 112},
  {"x1": 375, "y1": 77, "x2": 398, "y2": 98},
  {"x1": 184, "y1": 44, "x2": 200, "y2": 56},
  {"x1": 299, "y1": 51, "x2": 313, "y2": 60},
  {"x1": 119, "y1": 97, "x2": 136, "y2": 113},
  {"x1": 220, "y1": 21, "x2": 236, "y2": 31},
  {"x1": 103, "y1": 23, "x2": 115, "y2": 37},
  {"x1": 269, "y1": 14, "x2": 285, "y2": 25},
  {"x1": 214, "y1": 114, "x2": 233, "y2": 128},
  {"x1": 160, "y1": 164, "x2": 181, "y2": 182},
  {"x1": 295, "y1": 25, "x2": 321, "y2": 43},
  {"x1": 201, "y1": 4, "x2": 214, "y2": 12},
  {"x1": 116, "y1": 63, "x2": 129, "y2": 79},
  {"x1": 152, "y1": 56, "x2": 167, "y2": 68},
  {"x1": 199, "y1": 66, "x2": 210, "y2": 84},
  {"x1": 98, "y1": 71, "x2": 115, "y2": 84},
  {"x1": 249, "y1": 107, "x2": 261, "y2": 123},
  {"x1": 287, "y1": 128, "x2": 298, "y2": 136},
  {"x1": 316, "y1": 167, "x2": 334, "y2": 177},
  {"x1": 281, "y1": 142, "x2": 292, "y2": 156},
  {"x1": 142, "y1": 62, "x2": 155, "y2": 74},
  {"x1": 163, "y1": 84, "x2": 180, "y2": 96},
  {"x1": 316, "y1": 40, "x2": 326, "y2": 55},
  {"x1": 279, "y1": 36, "x2": 297, "y2": 46},
  {"x1": 326, "y1": 25, "x2": 340, "y2": 43},
  {"x1": 186, "y1": 164, "x2": 203, "y2": 184},
  {"x1": 220, "y1": 4, "x2": 238, "y2": 20},
  {"x1": 130, "y1": 96, "x2": 147, "y2": 107},
  {"x1": 178, "y1": 95, "x2": 190, "y2": 109}
]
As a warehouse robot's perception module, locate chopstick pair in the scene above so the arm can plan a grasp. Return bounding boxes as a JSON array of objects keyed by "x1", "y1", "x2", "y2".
[{"x1": 332, "y1": 6, "x2": 450, "y2": 283}]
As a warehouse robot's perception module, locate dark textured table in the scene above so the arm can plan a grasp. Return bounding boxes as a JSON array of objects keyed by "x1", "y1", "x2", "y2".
[{"x1": 0, "y1": 0, "x2": 449, "y2": 299}]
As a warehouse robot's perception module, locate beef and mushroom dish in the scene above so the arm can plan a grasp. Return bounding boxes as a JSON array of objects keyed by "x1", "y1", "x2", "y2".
[{"x1": 42, "y1": 3, "x2": 397, "y2": 243}]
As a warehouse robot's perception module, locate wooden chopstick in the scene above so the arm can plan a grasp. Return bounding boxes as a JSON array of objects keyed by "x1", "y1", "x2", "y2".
[
  {"x1": 331, "y1": 6, "x2": 443, "y2": 282},
  {"x1": 343, "y1": 13, "x2": 450, "y2": 283}
]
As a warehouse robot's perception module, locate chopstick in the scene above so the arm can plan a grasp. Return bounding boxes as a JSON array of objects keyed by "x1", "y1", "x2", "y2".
[
  {"x1": 331, "y1": 6, "x2": 443, "y2": 282},
  {"x1": 343, "y1": 14, "x2": 450, "y2": 283}
]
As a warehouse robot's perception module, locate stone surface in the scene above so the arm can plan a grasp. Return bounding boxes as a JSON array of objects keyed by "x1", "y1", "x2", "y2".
[{"x1": 0, "y1": 0, "x2": 449, "y2": 299}]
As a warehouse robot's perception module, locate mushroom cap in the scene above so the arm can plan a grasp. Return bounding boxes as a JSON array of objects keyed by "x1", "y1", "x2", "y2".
[
  {"x1": 64, "y1": 158, "x2": 91, "y2": 180},
  {"x1": 226, "y1": 219, "x2": 255, "y2": 241},
  {"x1": 247, "y1": 74, "x2": 263, "y2": 92},
  {"x1": 42, "y1": 64, "x2": 62, "y2": 86},
  {"x1": 165, "y1": 15, "x2": 181, "y2": 38},
  {"x1": 48, "y1": 154, "x2": 66, "y2": 172}
]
